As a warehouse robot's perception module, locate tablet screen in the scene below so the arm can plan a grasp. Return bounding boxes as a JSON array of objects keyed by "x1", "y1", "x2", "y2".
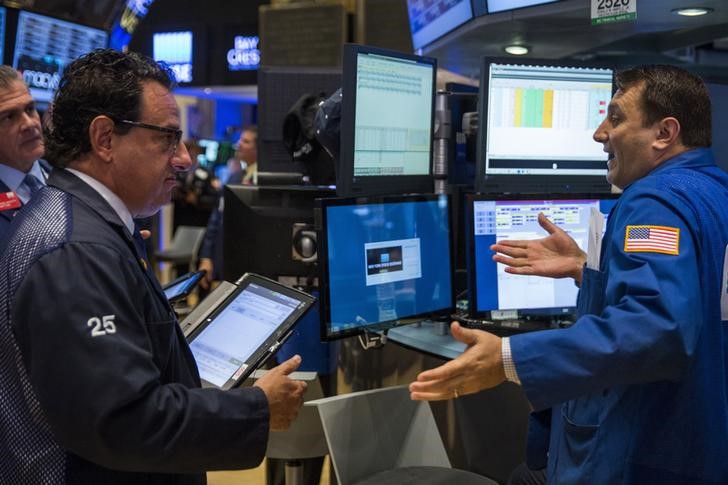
[
  {"x1": 163, "y1": 272, "x2": 203, "y2": 302},
  {"x1": 189, "y1": 282, "x2": 303, "y2": 388}
]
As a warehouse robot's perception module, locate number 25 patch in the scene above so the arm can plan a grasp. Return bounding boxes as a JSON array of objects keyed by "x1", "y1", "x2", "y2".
[
  {"x1": 624, "y1": 225, "x2": 679, "y2": 255},
  {"x1": 87, "y1": 315, "x2": 117, "y2": 337}
]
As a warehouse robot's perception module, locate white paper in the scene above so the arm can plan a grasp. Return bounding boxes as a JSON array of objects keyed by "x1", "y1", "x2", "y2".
[{"x1": 586, "y1": 207, "x2": 605, "y2": 271}]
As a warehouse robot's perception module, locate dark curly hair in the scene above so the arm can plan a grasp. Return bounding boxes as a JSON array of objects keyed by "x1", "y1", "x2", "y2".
[
  {"x1": 44, "y1": 49, "x2": 176, "y2": 168},
  {"x1": 616, "y1": 65, "x2": 711, "y2": 148}
]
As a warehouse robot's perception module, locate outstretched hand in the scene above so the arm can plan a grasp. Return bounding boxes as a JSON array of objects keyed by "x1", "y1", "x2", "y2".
[
  {"x1": 254, "y1": 355, "x2": 307, "y2": 431},
  {"x1": 490, "y1": 212, "x2": 586, "y2": 285},
  {"x1": 409, "y1": 322, "x2": 505, "y2": 401}
]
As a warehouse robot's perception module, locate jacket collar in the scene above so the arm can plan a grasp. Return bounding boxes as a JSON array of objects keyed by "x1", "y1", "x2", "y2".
[
  {"x1": 47, "y1": 168, "x2": 129, "y2": 235},
  {"x1": 648, "y1": 147, "x2": 715, "y2": 177}
]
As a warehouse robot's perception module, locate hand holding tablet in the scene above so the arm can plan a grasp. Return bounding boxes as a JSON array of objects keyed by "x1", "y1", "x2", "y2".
[{"x1": 185, "y1": 273, "x2": 316, "y2": 390}]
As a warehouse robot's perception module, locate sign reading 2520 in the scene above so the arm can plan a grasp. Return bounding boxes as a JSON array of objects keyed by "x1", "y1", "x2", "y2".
[{"x1": 591, "y1": 0, "x2": 636, "y2": 25}]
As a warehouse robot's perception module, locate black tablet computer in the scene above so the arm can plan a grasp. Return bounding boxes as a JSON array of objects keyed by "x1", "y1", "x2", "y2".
[
  {"x1": 185, "y1": 273, "x2": 315, "y2": 390},
  {"x1": 162, "y1": 271, "x2": 205, "y2": 303}
]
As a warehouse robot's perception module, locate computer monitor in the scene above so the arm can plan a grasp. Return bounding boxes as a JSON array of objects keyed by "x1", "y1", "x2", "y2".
[
  {"x1": 223, "y1": 185, "x2": 335, "y2": 282},
  {"x1": 337, "y1": 44, "x2": 436, "y2": 197},
  {"x1": 467, "y1": 193, "x2": 619, "y2": 320},
  {"x1": 406, "y1": 0, "x2": 473, "y2": 50},
  {"x1": 13, "y1": 10, "x2": 108, "y2": 104},
  {"x1": 317, "y1": 194, "x2": 453, "y2": 340},
  {"x1": 475, "y1": 58, "x2": 614, "y2": 194}
]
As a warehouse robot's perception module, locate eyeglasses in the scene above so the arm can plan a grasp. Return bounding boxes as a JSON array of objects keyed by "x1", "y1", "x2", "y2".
[{"x1": 118, "y1": 119, "x2": 183, "y2": 156}]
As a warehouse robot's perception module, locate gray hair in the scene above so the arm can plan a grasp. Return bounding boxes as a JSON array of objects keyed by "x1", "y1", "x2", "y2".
[{"x1": 0, "y1": 65, "x2": 22, "y2": 89}]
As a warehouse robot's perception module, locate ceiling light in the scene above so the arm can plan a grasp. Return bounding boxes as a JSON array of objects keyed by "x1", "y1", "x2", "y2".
[
  {"x1": 672, "y1": 7, "x2": 712, "y2": 16},
  {"x1": 504, "y1": 45, "x2": 529, "y2": 56}
]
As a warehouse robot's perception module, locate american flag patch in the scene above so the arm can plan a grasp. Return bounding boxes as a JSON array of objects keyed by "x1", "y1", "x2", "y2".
[{"x1": 624, "y1": 225, "x2": 679, "y2": 255}]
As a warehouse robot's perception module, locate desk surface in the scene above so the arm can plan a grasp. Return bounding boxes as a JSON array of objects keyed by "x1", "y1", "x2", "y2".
[{"x1": 387, "y1": 321, "x2": 465, "y2": 360}]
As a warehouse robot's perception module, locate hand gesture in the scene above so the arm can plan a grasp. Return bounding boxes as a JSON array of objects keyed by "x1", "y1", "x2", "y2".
[
  {"x1": 254, "y1": 355, "x2": 307, "y2": 431},
  {"x1": 490, "y1": 212, "x2": 586, "y2": 285},
  {"x1": 409, "y1": 322, "x2": 505, "y2": 401}
]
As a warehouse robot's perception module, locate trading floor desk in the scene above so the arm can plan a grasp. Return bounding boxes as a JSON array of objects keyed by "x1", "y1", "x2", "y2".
[{"x1": 383, "y1": 320, "x2": 533, "y2": 484}]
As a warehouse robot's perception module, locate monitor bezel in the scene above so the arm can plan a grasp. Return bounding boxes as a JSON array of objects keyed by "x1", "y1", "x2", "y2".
[
  {"x1": 337, "y1": 43, "x2": 436, "y2": 198},
  {"x1": 466, "y1": 192, "x2": 621, "y2": 320},
  {"x1": 317, "y1": 193, "x2": 454, "y2": 341},
  {"x1": 475, "y1": 56, "x2": 615, "y2": 194}
]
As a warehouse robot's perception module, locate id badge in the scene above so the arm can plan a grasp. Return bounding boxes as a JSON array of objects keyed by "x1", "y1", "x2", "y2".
[{"x1": 0, "y1": 192, "x2": 21, "y2": 211}]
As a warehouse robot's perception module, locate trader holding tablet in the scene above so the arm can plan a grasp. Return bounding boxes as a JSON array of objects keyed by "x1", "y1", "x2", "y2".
[{"x1": 0, "y1": 50, "x2": 305, "y2": 484}]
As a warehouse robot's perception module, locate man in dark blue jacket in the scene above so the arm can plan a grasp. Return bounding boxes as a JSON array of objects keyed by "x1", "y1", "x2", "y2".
[
  {"x1": 410, "y1": 65, "x2": 728, "y2": 484},
  {"x1": 0, "y1": 65, "x2": 47, "y2": 237},
  {"x1": 0, "y1": 49, "x2": 306, "y2": 484}
]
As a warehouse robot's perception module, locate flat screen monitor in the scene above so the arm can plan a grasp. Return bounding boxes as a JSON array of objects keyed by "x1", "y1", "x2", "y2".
[
  {"x1": 13, "y1": 10, "x2": 108, "y2": 104},
  {"x1": 467, "y1": 193, "x2": 619, "y2": 319},
  {"x1": 476, "y1": 58, "x2": 614, "y2": 194},
  {"x1": 338, "y1": 44, "x2": 436, "y2": 197},
  {"x1": 486, "y1": 0, "x2": 560, "y2": 13},
  {"x1": 223, "y1": 185, "x2": 335, "y2": 281},
  {"x1": 407, "y1": 0, "x2": 473, "y2": 50},
  {"x1": 317, "y1": 194, "x2": 453, "y2": 340}
]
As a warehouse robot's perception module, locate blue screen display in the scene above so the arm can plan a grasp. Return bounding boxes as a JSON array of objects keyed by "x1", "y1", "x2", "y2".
[
  {"x1": 472, "y1": 197, "x2": 617, "y2": 315},
  {"x1": 407, "y1": 0, "x2": 473, "y2": 50},
  {"x1": 324, "y1": 196, "x2": 452, "y2": 335}
]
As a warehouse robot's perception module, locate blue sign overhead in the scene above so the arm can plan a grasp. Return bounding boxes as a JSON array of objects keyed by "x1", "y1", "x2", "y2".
[
  {"x1": 153, "y1": 31, "x2": 193, "y2": 83},
  {"x1": 110, "y1": 0, "x2": 155, "y2": 51},
  {"x1": 227, "y1": 36, "x2": 260, "y2": 71}
]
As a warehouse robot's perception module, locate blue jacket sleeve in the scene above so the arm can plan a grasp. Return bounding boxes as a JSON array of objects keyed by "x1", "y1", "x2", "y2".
[{"x1": 510, "y1": 189, "x2": 701, "y2": 411}]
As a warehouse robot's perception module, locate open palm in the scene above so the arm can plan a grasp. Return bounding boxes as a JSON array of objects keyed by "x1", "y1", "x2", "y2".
[{"x1": 490, "y1": 213, "x2": 586, "y2": 285}]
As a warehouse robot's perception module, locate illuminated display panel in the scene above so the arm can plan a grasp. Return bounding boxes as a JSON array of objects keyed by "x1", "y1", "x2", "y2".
[
  {"x1": 153, "y1": 31, "x2": 193, "y2": 83},
  {"x1": 406, "y1": 0, "x2": 473, "y2": 50},
  {"x1": 476, "y1": 57, "x2": 614, "y2": 193},
  {"x1": 338, "y1": 43, "x2": 436, "y2": 197},
  {"x1": 13, "y1": 10, "x2": 108, "y2": 103},
  {"x1": 318, "y1": 194, "x2": 453, "y2": 340},
  {"x1": 467, "y1": 193, "x2": 619, "y2": 318}
]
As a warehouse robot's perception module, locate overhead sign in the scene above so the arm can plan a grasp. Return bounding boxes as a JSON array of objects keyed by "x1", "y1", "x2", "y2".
[
  {"x1": 227, "y1": 35, "x2": 260, "y2": 71},
  {"x1": 591, "y1": 0, "x2": 636, "y2": 25},
  {"x1": 110, "y1": 0, "x2": 156, "y2": 51}
]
